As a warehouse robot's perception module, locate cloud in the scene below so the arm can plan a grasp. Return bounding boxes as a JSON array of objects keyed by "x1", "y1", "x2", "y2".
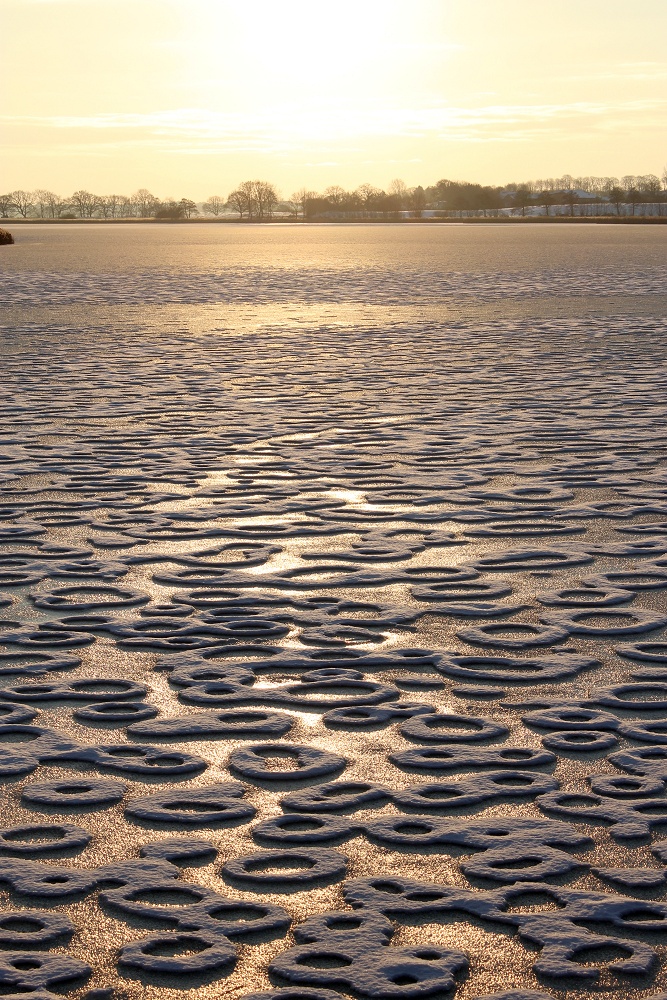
[
  {"x1": 3, "y1": 97, "x2": 666, "y2": 154},
  {"x1": 564, "y1": 62, "x2": 667, "y2": 84}
]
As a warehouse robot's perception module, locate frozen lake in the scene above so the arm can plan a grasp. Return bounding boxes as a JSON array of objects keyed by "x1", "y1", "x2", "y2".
[
  {"x1": 1, "y1": 223, "x2": 667, "y2": 1000},
  {"x1": 3, "y1": 221, "x2": 667, "y2": 310}
]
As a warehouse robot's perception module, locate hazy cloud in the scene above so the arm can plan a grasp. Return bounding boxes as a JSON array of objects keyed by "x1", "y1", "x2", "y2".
[{"x1": 3, "y1": 98, "x2": 665, "y2": 153}]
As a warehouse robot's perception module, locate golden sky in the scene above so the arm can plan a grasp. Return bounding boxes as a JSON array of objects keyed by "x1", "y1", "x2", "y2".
[{"x1": 3, "y1": 0, "x2": 666, "y2": 198}]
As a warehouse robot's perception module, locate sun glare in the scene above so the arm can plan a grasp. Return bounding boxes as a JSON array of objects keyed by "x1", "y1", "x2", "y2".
[
  {"x1": 3, "y1": 0, "x2": 665, "y2": 192},
  {"x1": 194, "y1": 0, "x2": 424, "y2": 111}
]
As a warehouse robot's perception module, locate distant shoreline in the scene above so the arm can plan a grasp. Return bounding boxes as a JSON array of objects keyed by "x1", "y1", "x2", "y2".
[{"x1": 4, "y1": 216, "x2": 666, "y2": 225}]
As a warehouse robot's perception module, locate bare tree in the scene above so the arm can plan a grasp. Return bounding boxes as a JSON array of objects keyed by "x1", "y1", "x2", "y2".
[
  {"x1": 117, "y1": 196, "x2": 133, "y2": 218},
  {"x1": 589, "y1": 177, "x2": 610, "y2": 195},
  {"x1": 253, "y1": 181, "x2": 278, "y2": 220},
  {"x1": 227, "y1": 185, "x2": 253, "y2": 220},
  {"x1": 33, "y1": 189, "x2": 55, "y2": 218},
  {"x1": 155, "y1": 201, "x2": 185, "y2": 220},
  {"x1": 241, "y1": 181, "x2": 258, "y2": 218},
  {"x1": 99, "y1": 195, "x2": 122, "y2": 218},
  {"x1": 133, "y1": 189, "x2": 158, "y2": 218},
  {"x1": 410, "y1": 186, "x2": 426, "y2": 218},
  {"x1": 98, "y1": 195, "x2": 117, "y2": 219},
  {"x1": 356, "y1": 183, "x2": 381, "y2": 215},
  {"x1": 227, "y1": 180, "x2": 277, "y2": 220},
  {"x1": 539, "y1": 189, "x2": 555, "y2": 216},
  {"x1": 70, "y1": 190, "x2": 99, "y2": 218},
  {"x1": 626, "y1": 185, "x2": 642, "y2": 216},
  {"x1": 203, "y1": 195, "x2": 225, "y2": 216},
  {"x1": 562, "y1": 188, "x2": 579, "y2": 217},
  {"x1": 44, "y1": 192, "x2": 64, "y2": 218},
  {"x1": 179, "y1": 199, "x2": 198, "y2": 218},
  {"x1": 608, "y1": 186, "x2": 625, "y2": 215},
  {"x1": 648, "y1": 179, "x2": 660, "y2": 216},
  {"x1": 10, "y1": 190, "x2": 35, "y2": 218},
  {"x1": 291, "y1": 188, "x2": 316, "y2": 220},
  {"x1": 9, "y1": 168, "x2": 667, "y2": 226},
  {"x1": 512, "y1": 184, "x2": 533, "y2": 216},
  {"x1": 574, "y1": 176, "x2": 595, "y2": 193},
  {"x1": 324, "y1": 185, "x2": 346, "y2": 206},
  {"x1": 388, "y1": 179, "x2": 408, "y2": 210},
  {"x1": 479, "y1": 186, "x2": 501, "y2": 217},
  {"x1": 639, "y1": 175, "x2": 661, "y2": 213}
]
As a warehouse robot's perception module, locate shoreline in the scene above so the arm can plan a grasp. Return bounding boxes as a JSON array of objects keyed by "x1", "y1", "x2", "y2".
[{"x1": 3, "y1": 216, "x2": 666, "y2": 226}]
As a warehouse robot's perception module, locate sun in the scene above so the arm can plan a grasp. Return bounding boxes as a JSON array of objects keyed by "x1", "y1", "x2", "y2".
[{"x1": 191, "y1": 0, "x2": 420, "y2": 112}]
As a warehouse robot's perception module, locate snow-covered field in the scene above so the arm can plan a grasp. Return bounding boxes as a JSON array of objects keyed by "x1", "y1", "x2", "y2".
[{"x1": 1, "y1": 224, "x2": 667, "y2": 1000}]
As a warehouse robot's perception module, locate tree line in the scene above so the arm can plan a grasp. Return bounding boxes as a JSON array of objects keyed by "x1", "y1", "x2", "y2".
[{"x1": 2, "y1": 171, "x2": 666, "y2": 221}]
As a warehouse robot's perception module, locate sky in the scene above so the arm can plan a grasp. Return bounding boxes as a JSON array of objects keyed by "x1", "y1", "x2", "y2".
[{"x1": 2, "y1": 0, "x2": 666, "y2": 200}]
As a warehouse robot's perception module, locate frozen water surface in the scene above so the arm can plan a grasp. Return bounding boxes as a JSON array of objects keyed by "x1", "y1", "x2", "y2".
[{"x1": 0, "y1": 222, "x2": 667, "y2": 1000}]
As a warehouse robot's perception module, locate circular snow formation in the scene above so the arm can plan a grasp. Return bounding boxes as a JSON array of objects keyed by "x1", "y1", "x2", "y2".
[
  {"x1": 22, "y1": 778, "x2": 126, "y2": 808},
  {"x1": 456, "y1": 622, "x2": 569, "y2": 649},
  {"x1": 125, "y1": 782, "x2": 256, "y2": 825},
  {"x1": 615, "y1": 642, "x2": 667, "y2": 664},
  {"x1": 228, "y1": 743, "x2": 347, "y2": 782},
  {"x1": 128, "y1": 708, "x2": 294, "y2": 739},
  {"x1": 540, "y1": 607, "x2": 667, "y2": 636},
  {"x1": 119, "y1": 931, "x2": 236, "y2": 975},
  {"x1": 282, "y1": 782, "x2": 390, "y2": 814},
  {"x1": 222, "y1": 848, "x2": 348, "y2": 888},
  {"x1": 253, "y1": 814, "x2": 358, "y2": 846},
  {"x1": 0, "y1": 908, "x2": 74, "y2": 948},
  {"x1": 0, "y1": 823, "x2": 91, "y2": 854},
  {"x1": 73, "y1": 701, "x2": 158, "y2": 723},
  {"x1": 471, "y1": 548, "x2": 594, "y2": 572},
  {"x1": 399, "y1": 712, "x2": 508, "y2": 744},
  {"x1": 30, "y1": 584, "x2": 150, "y2": 610},
  {"x1": 436, "y1": 653, "x2": 596, "y2": 684},
  {"x1": 540, "y1": 730, "x2": 619, "y2": 753}
]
